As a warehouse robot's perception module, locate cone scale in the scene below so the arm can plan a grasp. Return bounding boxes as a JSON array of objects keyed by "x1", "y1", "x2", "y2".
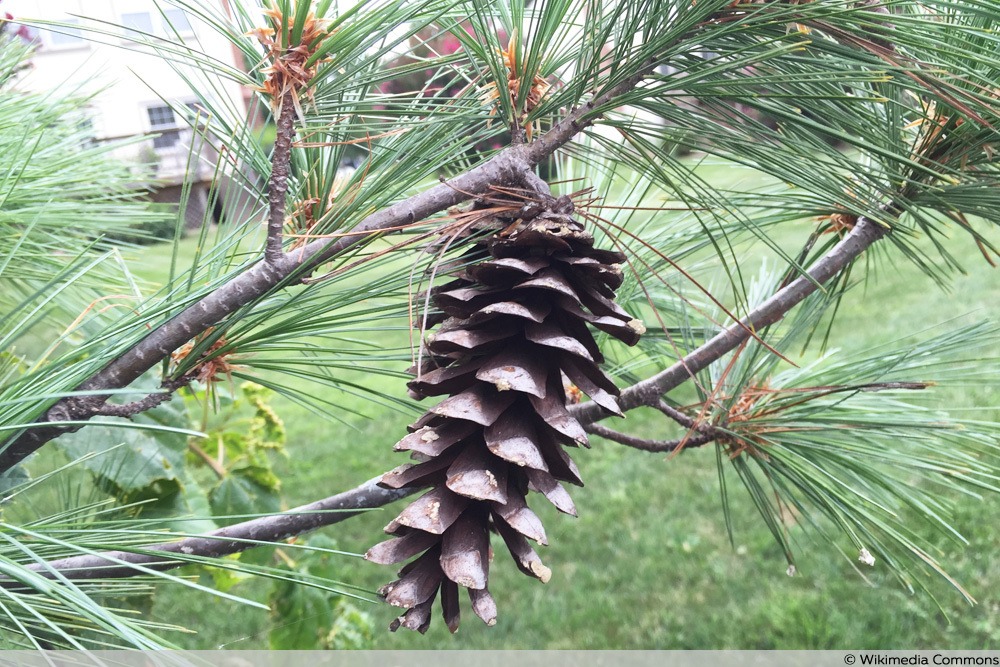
[{"x1": 367, "y1": 193, "x2": 643, "y2": 633}]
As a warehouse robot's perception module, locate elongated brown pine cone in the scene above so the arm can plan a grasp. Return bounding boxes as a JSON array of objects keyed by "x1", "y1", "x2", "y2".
[{"x1": 367, "y1": 194, "x2": 644, "y2": 633}]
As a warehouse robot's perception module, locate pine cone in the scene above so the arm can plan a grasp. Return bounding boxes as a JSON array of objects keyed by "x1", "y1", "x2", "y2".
[{"x1": 367, "y1": 194, "x2": 644, "y2": 633}]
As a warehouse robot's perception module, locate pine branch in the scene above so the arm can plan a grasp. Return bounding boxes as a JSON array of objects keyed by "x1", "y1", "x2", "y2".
[
  {"x1": 0, "y1": 4, "x2": 909, "y2": 581},
  {"x1": 0, "y1": 61, "x2": 664, "y2": 475},
  {"x1": 5, "y1": 477, "x2": 413, "y2": 585},
  {"x1": 6, "y1": 213, "x2": 894, "y2": 583}
]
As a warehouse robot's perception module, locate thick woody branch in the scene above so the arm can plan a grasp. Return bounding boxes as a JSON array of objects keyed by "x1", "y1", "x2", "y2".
[
  {"x1": 264, "y1": 90, "x2": 297, "y2": 265},
  {"x1": 9, "y1": 477, "x2": 413, "y2": 584},
  {"x1": 0, "y1": 75, "x2": 651, "y2": 474}
]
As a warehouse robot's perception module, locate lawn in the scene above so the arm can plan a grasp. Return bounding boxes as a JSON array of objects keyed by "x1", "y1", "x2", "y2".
[{"x1": 126, "y1": 164, "x2": 1000, "y2": 650}]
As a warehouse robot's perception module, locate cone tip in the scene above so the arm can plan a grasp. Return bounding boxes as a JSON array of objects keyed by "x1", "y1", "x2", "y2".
[{"x1": 530, "y1": 560, "x2": 552, "y2": 583}]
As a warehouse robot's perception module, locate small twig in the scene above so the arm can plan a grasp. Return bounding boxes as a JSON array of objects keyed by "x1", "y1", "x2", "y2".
[
  {"x1": 92, "y1": 392, "x2": 175, "y2": 418},
  {"x1": 857, "y1": 381, "x2": 932, "y2": 392},
  {"x1": 750, "y1": 380, "x2": 933, "y2": 419},
  {"x1": 92, "y1": 377, "x2": 191, "y2": 418},
  {"x1": 265, "y1": 89, "x2": 297, "y2": 265},
  {"x1": 654, "y1": 400, "x2": 700, "y2": 430},
  {"x1": 188, "y1": 439, "x2": 226, "y2": 479},
  {"x1": 583, "y1": 422, "x2": 716, "y2": 453}
]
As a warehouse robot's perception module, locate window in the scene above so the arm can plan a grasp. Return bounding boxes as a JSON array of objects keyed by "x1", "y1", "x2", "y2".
[
  {"x1": 162, "y1": 9, "x2": 193, "y2": 36},
  {"x1": 147, "y1": 105, "x2": 179, "y2": 150},
  {"x1": 121, "y1": 10, "x2": 194, "y2": 40},
  {"x1": 121, "y1": 12, "x2": 155, "y2": 36},
  {"x1": 77, "y1": 116, "x2": 97, "y2": 149},
  {"x1": 147, "y1": 106, "x2": 176, "y2": 129},
  {"x1": 41, "y1": 19, "x2": 87, "y2": 50}
]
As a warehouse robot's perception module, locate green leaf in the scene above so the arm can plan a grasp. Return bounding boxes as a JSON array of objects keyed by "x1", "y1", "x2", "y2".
[
  {"x1": 197, "y1": 555, "x2": 252, "y2": 593},
  {"x1": 267, "y1": 534, "x2": 374, "y2": 649},
  {"x1": 132, "y1": 469, "x2": 218, "y2": 534},
  {"x1": 268, "y1": 576, "x2": 334, "y2": 649},
  {"x1": 55, "y1": 421, "x2": 185, "y2": 500},
  {"x1": 325, "y1": 599, "x2": 375, "y2": 650},
  {"x1": 209, "y1": 471, "x2": 281, "y2": 521}
]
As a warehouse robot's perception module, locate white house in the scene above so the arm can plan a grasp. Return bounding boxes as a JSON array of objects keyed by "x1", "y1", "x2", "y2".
[{"x1": 5, "y1": 0, "x2": 252, "y2": 224}]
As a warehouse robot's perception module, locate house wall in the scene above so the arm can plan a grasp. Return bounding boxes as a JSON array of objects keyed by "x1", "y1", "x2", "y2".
[{"x1": 5, "y1": 0, "x2": 251, "y2": 219}]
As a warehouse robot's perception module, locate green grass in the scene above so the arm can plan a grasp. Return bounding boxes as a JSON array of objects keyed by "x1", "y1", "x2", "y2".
[{"x1": 125, "y1": 171, "x2": 1000, "y2": 649}]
